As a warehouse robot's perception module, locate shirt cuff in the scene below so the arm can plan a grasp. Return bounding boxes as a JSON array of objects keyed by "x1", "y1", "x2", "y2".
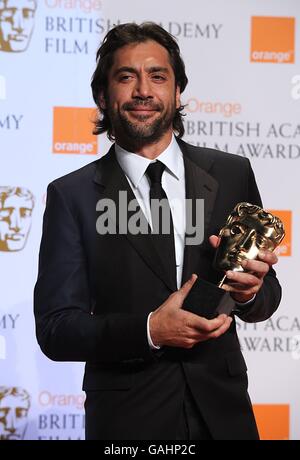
[
  {"x1": 235, "y1": 294, "x2": 256, "y2": 306},
  {"x1": 147, "y1": 312, "x2": 161, "y2": 350},
  {"x1": 232, "y1": 294, "x2": 256, "y2": 314}
]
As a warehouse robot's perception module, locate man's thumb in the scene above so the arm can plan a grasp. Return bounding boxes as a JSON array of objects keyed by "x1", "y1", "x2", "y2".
[
  {"x1": 209, "y1": 234, "x2": 220, "y2": 248},
  {"x1": 178, "y1": 274, "x2": 198, "y2": 301}
]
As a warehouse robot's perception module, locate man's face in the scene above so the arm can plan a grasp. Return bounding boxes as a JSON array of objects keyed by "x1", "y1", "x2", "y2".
[
  {"x1": 0, "y1": 0, "x2": 36, "y2": 52},
  {"x1": 214, "y1": 215, "x2": 274, "y2": 272},
  {"x1": 102, "y1": 40, "x2": 181, "y2": 147},
  {"x1": 0, "y1": 193, "x2": 33, "y2": 251},
  {"x1": 0, "y1": 394, "x2": 29, "y2": 440}
]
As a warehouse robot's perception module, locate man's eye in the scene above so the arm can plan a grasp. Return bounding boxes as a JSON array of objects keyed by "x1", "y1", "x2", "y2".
[
  {"x1": 119, "y1": 75, "x2": 133, "y2": 82},
  {"x1": 152, "y1": 75, "x2": 166, "y2": 81}
]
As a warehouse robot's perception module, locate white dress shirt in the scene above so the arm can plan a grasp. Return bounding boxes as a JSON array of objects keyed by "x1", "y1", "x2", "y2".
[
  {"x1": 115, "y1": 135, "x2": 186, "y2": 349},
  {"x1": 115, "y1": 135, "x2": 186, "y2": 289}
]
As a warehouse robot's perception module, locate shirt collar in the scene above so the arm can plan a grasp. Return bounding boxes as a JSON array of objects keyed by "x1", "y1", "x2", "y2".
[{"x1": 115, "y1": 135, "x2": 182, "y2": 188}]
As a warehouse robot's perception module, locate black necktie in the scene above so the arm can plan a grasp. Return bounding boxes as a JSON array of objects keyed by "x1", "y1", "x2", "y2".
[{"x1": 146, "y1": 161, "x2": 177, "y2": 286}]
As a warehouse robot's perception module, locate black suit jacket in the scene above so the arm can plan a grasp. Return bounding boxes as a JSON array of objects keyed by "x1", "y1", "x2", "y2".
[{"x1": 34, "y1": 139, "x2": 281, "y2": 440}]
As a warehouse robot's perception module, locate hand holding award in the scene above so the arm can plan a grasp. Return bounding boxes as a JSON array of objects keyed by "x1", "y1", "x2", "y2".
[{"x1": 183, "y1": 202, "x2": 285, "y2": 318}]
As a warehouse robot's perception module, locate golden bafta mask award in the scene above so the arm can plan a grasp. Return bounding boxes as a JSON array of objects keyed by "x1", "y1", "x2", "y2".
[
  {"x1": 214, "y1": 202, "x2": 285, "y2": 275},
  {"x1": 183, "y1": 202, "x2": 285, "y2": 319}
]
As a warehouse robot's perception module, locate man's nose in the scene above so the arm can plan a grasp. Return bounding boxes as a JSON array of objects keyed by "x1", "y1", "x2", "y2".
[
  {"x1": 9, "y1": 210, "x2": 21, "y2": 232},
  {"x1": 12, "y1": 10, "x2": 24, "y2": 32},
  {"x1": 132, "y1": 75, "x2": 152, "y2": 99},
  {"x1": 236, "y1": 229, "x2": 256, "y2": 251}
]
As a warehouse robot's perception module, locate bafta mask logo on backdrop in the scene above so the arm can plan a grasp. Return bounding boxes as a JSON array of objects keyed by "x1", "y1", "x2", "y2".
[
  {"x1": 0, "y1": 186, "x2": 35, "y2": 252},
  {"x1": 0, "y1": 387, "x2": 31, "y2": 440},
  {"x1": 251, "y1": 16, "x2": 295, "y2": 64},
  {"x1": 53, "y1": 107, "x2": 98, "y2": 155},
  {"x1": 253, "y1": 405, "x2": 289, "y2": 440},
  {"x1": 0, "y1": 0, "x2": 37, "y2": 53}
]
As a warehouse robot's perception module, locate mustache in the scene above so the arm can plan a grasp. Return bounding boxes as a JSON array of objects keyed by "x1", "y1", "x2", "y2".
[{"x1": 122, "y1": 100, "x2": 163, "y2": 111}]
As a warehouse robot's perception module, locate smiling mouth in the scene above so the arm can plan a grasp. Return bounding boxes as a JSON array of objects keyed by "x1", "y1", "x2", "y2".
[
  {"x1": 126, "y1": 109, "x2": 158, "y2": 120},
  {"x1": 129, "y1": 108, "x2": 156, "y2": 114}
]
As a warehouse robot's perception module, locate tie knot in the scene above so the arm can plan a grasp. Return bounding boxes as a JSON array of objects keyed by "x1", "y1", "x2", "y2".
[{"x1": 146, "y1": 161, "x2": 166, "y2": 185}]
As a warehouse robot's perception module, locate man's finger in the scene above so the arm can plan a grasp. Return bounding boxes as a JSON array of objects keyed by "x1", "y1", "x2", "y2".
[
  {"x1": 226, "y1": 270, "x2": 261, "y2": 286},
  {"x1": 258, "y1": 250, "x2": 278, "y2": 265},
  {"x1": 241, "y1": 259, "x2": 269, "y2": 276},
  {"x1": 207, "y1": 316, "x2": 233, "y2": 339},
  {"x1": 178, "y1": 273, "x2": 198, "y2": 301},
  {"x1": 192, "y1": 313, "x2": 229, "y2": 333},
  {"x1": 209, "y1": 234, "x2": 220, "y2": 248}
]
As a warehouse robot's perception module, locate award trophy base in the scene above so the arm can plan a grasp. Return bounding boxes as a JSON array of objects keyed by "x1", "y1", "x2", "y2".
[{"x1": 182, "y1": 278, "x2": 235, "y2": 319}]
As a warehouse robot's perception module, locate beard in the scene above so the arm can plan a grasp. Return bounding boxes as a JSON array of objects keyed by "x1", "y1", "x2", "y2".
[{"x1": 107, "y1": 98, "x2": 176, "y2": 149}]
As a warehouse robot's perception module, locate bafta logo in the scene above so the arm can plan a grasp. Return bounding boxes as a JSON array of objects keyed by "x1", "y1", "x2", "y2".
[
  {"x1": 214, "y1": 202, "x2": 285, "y2": 273},
  {"x1": 0, "y1": 387, "x2": 31, "y2": 440},
  {"x1": 0, "y1": 186, "x2": 35, "y2": 252},
  {"x1": 0, "y1": 0, "x2": 37, "y2": 53}
]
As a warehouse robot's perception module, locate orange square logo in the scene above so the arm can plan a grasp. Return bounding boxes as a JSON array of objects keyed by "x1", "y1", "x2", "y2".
[
  {"x1": 53, "y1": 107, "x2": 98, "y2": 155},
  {"x1": 251, "y1": 17, "x2": 295, "y2": 63},
  {"x1": 253, "y1": 404, "x2": 289, "y2": 440},
  {"x1": 268, "y1": 210, "x2": 292, "y2": 256}
]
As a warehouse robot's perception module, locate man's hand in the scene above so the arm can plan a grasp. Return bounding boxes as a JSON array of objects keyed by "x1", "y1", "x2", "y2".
[
  {"x1": 209, "y1": 235, "x2": 278, "y2": 303},
  {"x1": 149, "y1": 274, "x2": 232, "y2": 348}
]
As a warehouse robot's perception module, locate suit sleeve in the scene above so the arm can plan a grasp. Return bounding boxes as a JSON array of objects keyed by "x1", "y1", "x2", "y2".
[
  {"x1": 34, "y1": 182, "x2": 153, "y2": 363},
  {"x1": 234, "y1": 159, "x2": 282, "y2": 322}
]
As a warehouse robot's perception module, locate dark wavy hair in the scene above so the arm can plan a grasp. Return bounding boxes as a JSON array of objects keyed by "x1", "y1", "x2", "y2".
[{"x1": 91, "y1": 22, "x2": 188, "y2": 140}]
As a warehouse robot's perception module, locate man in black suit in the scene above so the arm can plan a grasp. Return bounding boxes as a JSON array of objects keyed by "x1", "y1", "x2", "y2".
[{"x1": 34, "y1": 22, "x2": 281, "y2": 440}]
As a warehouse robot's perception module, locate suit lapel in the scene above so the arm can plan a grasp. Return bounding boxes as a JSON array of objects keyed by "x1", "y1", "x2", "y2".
[
  {"x1": 93, "y1": 146, "x2": 177, "y2": 292},
  {"x1": 180, "y1": 143, "x2": 219, "y2": 284}
]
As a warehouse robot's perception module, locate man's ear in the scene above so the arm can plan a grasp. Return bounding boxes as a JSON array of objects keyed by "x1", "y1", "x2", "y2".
[
  {"x1": 175, "y1": 85, "x2": 181, "y2": 110},
  {"x1": 99, "y1": 91, "x2": 106, "y2": 110}
]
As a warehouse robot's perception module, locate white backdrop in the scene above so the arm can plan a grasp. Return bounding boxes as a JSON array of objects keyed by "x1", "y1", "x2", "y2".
[{"x1": 0, "y1": 0, "x2": 299, "y2": 440}]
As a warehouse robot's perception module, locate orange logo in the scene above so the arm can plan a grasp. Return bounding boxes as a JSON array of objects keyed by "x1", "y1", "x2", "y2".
[
  {"x1": 253, "y1": 404, "x2": 289, "y2": 440},
  {"x1": 251, "y1": 17, "x2": 295, "y2": 63},
  {"x1": 268, "y1": 210, "x2": 292, "y2": 256},
  {"x1": 53, "y1": 107, "x2": 98, "y2": 155},
  {"x1": 184, "y1": 98, "x2": 242, "y2": 118}
]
